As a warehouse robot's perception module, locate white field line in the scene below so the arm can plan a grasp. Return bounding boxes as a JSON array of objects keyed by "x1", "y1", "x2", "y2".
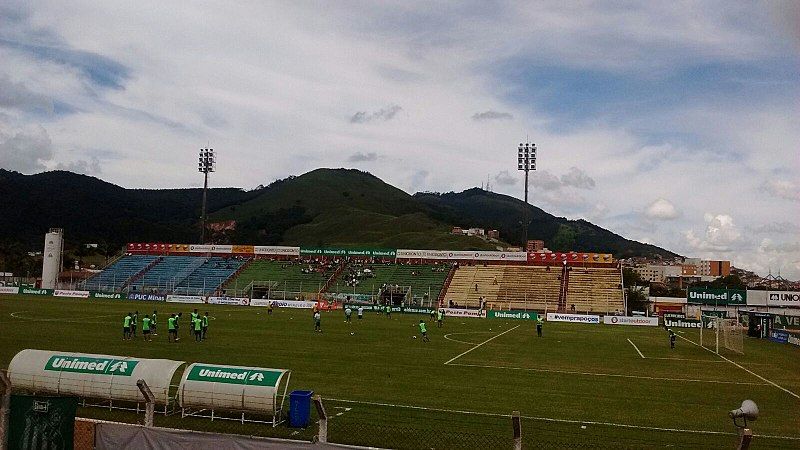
[
  {"x1": 644, "y1": 357, "x2": 724, "y2": 363},
  {"x1": 324, "y1": 398, "x2": 800, "y2": 441},
  {"x1": 626, "y1": 337, "x2": 722, "y2": 363},
  {"x1": 444, "y1": 325, "x2": 520, "y2": 365},
  {"x1": 447, "y1": 362, "x2": 766, "y2": 386},
  {"x1": 677, "y1": 334, "x2": 800, "y2": 400},
  {"x1": 443, "y1": 331, "x2": 495, "y2": 346},
  {"x1": 627, "y1": 338, "x2": 645, "y2": 359}
]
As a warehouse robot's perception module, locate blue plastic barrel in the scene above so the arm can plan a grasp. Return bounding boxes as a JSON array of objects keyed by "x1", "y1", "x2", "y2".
[{"x1": 289, "y1": 390, "x2": 314, "y2": 427}]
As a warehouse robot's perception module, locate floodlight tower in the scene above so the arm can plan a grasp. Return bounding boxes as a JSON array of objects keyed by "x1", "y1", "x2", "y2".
[
  {"x1": 517, "y1": 141, "x2": 536, "y2": 246},
  {"x1": 198, "y1": 147, "x2": 216, "y2": 243}
]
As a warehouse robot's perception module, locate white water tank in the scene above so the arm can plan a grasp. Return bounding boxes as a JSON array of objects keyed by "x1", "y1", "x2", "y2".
[{"x1": 41, "y1": 228, "x2": 63, "y2": 289}]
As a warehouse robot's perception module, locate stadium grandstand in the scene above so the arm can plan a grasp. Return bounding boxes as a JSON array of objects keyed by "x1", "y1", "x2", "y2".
[
  {"x1": 84, "y1": 243, "x2": 623, "y2": 313},
  {"x1": 443, "y1": 263, "x2": 623, "y2": 313},
  {"x1": 327, "y1": 262, "x2": 451, "y2": 306}
]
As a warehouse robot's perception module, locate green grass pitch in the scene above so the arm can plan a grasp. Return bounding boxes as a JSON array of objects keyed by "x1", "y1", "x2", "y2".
[{"x1": 1, "y1": 294, "x2": 798, "y2": 449}]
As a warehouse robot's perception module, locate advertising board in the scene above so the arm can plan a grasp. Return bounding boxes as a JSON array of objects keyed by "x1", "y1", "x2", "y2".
[
  {"x1": 545, "y1": 313, "x2": 600, "y2": 324},
  {"x1": 773, "y1": 315, "x2": 800, "y2": 329},
  {"x1": 208, "y1": 296, "x2": 250, "y2": 306},
  {"x1": 251, "y1": 299, "x2": 316, "y2": 308},
  {"x1": 253, "y1": 246, "x2": 301, "y2": 256},
  {"x1": 91, "y1": 292, "x2": 126, "y2": 300},
  {"x1": 0, "y1": 286, "x2": 20, "y2": 295},
  {"x1": 603, "y1": 315, "x2": 659, "y2": 326},
  {"x1": 687, "y1": 288, "x2": 746, "y2": 305},
  {"x1": 396, "y1": 249, "x2": 527, "y2": 261},
  {"x1": 663, "y1": 314, "x2": 704, "y2": 328},
  {"x1": 166, "y1": 295, "x2": 206, "y2": 304},
  {"x1": 185, "y1": 364, "x2": 283, "y2": 387},
  {"x1": 129, "y1": 293, "x2": 167, "y2": 302},
  {"x1": 767, "y1": 291, "x2": 800, "y2": 307},
  {"x1": 54, "y1": 290, "x2": 90, "y2": 298},
  {"x1": 21, "y1": 288, "x2": 53, "y2": 296},
  {"x1": 769, "y1": 330, "x2": 790, "y2": 344},
  {"x1": 487, "y1": 310, "x2": 538, "y2": 320},
  {"x1": 443, "y1": 308, "x2": 486, "y2": 318}
]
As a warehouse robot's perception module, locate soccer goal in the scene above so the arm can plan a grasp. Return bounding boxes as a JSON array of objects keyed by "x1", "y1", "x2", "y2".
[{"x1": 700, "y1": 316, "x2": 744, "y2": 354}]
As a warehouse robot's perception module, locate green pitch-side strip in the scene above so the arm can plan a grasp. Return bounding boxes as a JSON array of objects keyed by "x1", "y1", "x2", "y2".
[
  {"x1": 44, "y1": 355, "x2": 139, "y2": 376},
  {"x1": 187, "y1": 365, "x2": 282, "y2": 387}
]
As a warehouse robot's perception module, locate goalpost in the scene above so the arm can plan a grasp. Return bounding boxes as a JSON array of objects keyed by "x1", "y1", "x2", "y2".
[{"x1": 700, "y1": 315, "x2": 744, "y2": 354}]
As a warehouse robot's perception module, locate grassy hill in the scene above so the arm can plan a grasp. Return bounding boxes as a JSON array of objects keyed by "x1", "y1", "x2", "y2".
[
  {"x1": 416, "y1": 188, "x2": 678, "y2": 259},
  {"x1": 212, "y1": 169, "x2": 497, "y2": 250}
]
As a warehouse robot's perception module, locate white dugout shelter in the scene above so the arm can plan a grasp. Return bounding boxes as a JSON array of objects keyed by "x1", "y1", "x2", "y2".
[
  {"x1": 8, "y1": 349, "x2": 184, "y2": 406},
  {"x1": 178, "y1": 362, "x2": 291, "y2": 426}
]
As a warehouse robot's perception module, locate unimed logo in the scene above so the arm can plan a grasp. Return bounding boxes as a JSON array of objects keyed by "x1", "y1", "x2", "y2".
[{"x1": 45, "y1": 355, "x2": 138, "y2": 376}]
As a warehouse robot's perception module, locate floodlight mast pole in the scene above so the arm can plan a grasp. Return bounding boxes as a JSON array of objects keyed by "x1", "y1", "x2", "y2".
[
  {"x1": 517, "y1": 142, "x2": 536, "y2": 247},
  {"x1": 199, "y1": 148, "x2": 215, "y2": 244}
]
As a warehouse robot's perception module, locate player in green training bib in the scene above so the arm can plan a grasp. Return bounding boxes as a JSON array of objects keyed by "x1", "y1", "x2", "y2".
[
  {"x1": 202, "y1": 312, "x2": 209, "y2": 340},
  {"x1": 418, "y1": 320, "x2": 429, "y2": 342},
  {"x1": 123, "y1": 313, "x2": 132, "y2": 340},
  {"x1": 142, "y1": 315, "x2": 152, "y2": 341},
  {"x1": 193, "y1": 315, "x2": 202, "y2": 342},
  {"x1": 168, "y1": 314, "x2": 178, "y2": 342}
]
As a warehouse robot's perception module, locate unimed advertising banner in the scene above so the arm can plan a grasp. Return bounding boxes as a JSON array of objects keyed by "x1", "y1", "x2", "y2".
[
  {"x1": 603, "y1": 315, "x2": 659, "y2": 326},
  {"x1": 546, "y1": 313, "x2": 600, "y2": 324},
  {"x1": 0, "y1": 286, "x2": 19, "y2": 294},
  {"x1": 687, "y1": 288, "x2": 746, "y2": 305}
]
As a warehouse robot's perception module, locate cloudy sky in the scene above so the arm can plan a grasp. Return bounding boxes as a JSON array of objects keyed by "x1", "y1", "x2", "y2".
[{"x1": 1, "y1": 1, "x2": 799, "y2": 278}]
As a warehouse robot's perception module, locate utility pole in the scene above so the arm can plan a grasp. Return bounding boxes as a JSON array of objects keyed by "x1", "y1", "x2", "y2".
[
  {"x1": 517, "y1": 141, "x2": 536, "y2": 247},
  {"x1": 198, "y1": 147, "x2": 216, "y2": 243}
]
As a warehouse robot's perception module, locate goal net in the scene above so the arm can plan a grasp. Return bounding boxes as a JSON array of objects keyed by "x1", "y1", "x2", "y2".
[{"x1": 700, "y1": 316, "x2": 744, "y2": 354}]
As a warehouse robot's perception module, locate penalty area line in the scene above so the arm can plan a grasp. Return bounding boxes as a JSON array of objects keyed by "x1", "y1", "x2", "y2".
[
  {"x1": 627, "y1": 338, "x2": 645, "y2": 359},
  {"x1": 324, "y1": 398, "x2": 800, "y2": 440},
  {"x1": 444, "y1": 325, "x2": 520, "y2": 365},
  {"x1": 677, "y1": 334, "x2": 800, "y2": 400}
]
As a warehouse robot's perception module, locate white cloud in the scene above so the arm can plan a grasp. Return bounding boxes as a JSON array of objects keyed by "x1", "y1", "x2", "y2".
[
  {"x1": 0, "y1": 125, "x2": 53, "y2": 173},
  {"x1": 760, "y1": 179, "x2": 800, "y2": 202},
  {"x1": 644, "y1": 198, "x2": 680, "y2": 220},
  {"x1": 684, "y1": 214, "x2": 742, "y2": 253}
]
